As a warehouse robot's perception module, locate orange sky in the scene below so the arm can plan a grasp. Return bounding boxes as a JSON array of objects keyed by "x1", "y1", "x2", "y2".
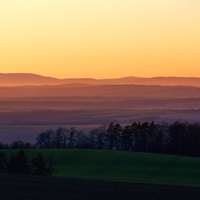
[{"x1": 0, "y1": 0, "x2": 200, "y2": 78}]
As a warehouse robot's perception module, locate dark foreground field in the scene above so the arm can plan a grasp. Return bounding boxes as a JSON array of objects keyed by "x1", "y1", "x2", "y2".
[
  {"x1": 1, "y1": 149, "x2": 200, "y2": 199},
  {"x1": 1, "y1": 173, "x2": 200, "y2": 200}
]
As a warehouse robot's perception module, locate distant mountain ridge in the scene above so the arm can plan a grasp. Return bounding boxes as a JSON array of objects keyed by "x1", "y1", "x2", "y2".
[{"x1": 1, "y1": 73, "x2": 200, "y2": 87}]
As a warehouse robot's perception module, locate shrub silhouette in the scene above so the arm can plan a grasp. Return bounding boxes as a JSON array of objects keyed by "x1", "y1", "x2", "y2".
[
  {"x1": 32, "y1": 153, "x2": 52, "y2": 175},
  {"x1": 7, "y1": 149, "x2": 30, "y2": 174}
]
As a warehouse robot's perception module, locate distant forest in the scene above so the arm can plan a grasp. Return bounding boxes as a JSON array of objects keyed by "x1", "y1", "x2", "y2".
[{"x1": 1, "y1": 121, "x2": 200, "y2": 157}]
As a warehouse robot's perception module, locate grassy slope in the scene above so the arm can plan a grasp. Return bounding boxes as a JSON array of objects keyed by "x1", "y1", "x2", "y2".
[{"x1": 3, "y1": 149, "x2": 200, "y2": 185}]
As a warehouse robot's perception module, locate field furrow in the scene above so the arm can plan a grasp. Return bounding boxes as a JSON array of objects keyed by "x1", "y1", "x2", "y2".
[{"x1": 89, "y1": 152, "x2": 132, "y2": 176}]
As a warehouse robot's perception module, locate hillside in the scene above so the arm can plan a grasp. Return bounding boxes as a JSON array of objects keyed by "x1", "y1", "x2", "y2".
[
  {"x1": 1, "y1": 84, "x2": 200, "y2": 98},
  {"x1": 2, "y1": 149, "x2": 200, "y2": 200},
  {"x1": 1, "y1": 84, "x2": 200, "y2": 127},
  {"x1": 3, "y1": 149, "x2": 200, "y2": 185},
  {"x1": 0, "y1": 73, "x2": 60, "y2": 86},
  {"x1": 1, "y1": 73, "x2": 200, "y2": 86}
]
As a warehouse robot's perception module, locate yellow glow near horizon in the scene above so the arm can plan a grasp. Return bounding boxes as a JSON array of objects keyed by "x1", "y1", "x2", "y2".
[{"x1": 0, "y1": 0, "x2": 200, "y2": 78}]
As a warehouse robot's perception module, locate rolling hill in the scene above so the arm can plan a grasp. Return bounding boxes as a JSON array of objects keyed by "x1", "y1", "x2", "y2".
[
  {"x1": 3, "y1": 149, "x2": 200, "y2": 185},
  {"x1": 1, "y1": 73, "x2": 200, "y2": 86}
]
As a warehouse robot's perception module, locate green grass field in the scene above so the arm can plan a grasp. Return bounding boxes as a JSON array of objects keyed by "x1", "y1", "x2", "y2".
[
  {"x1": 3, "y1": 149, "x2": 200, "y2": 185},
  {"x1": 2, "y1": 149, "x2": 200, "y2": 199}
]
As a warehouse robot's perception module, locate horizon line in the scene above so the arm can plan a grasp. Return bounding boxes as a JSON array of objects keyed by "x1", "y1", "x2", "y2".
[{"x1": 1, "y1": 72, "x2": 200, "y2": 80}]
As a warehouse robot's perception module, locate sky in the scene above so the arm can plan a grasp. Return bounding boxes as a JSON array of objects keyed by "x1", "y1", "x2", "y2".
[{"x1": 0, "y1": 0, "x2": 200, "y2": 79}]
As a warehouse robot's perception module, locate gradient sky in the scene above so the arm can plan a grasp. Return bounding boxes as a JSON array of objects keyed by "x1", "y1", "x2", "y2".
[{"x1": 0, "y1": 0, "x2": 200, "y2": 78}]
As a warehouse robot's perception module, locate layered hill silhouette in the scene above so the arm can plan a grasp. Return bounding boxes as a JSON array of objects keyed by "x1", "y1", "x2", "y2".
[
  {"x1": 1, "y1": 73, "x2": 200, "y2": 132},
  {"x1": 1, "y1": 73, "x2": 200, "y2": 86}
]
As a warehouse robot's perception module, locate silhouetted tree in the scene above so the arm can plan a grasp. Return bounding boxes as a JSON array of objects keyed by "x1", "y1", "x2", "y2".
[
  {"x1": 121, "y1": 125, "x2": 134, "y2": 151},
  {"x1": 68, "y1": 127, "x2": 77, "y2": 148},
  {"x1": 74, "y1": 130, "x2": 87, "y2": 148},
  {"x1": 10, "y1": 141, "x2": 33, "y2": 149},
  {"x1": 168, "y1": 122, "x2": 187, "y2": 155},
  {"x1": 185, "y1": 123, "x2": 200, "y2": 156},
  {"x1": 88, "y1": 125, "x2": 107, "y2": 149},
  {"x1": 154, "y1": 122, "x2": 168, "y2": 153},
  {"x1": 11, "y1": 140, "x2": 26, "y2": 149},
  {"x1": 105, "y1": 123, "x2": 122, "y2": 150},
  {"x1": 0, "y1": 151, "x2": 7, "y2": 172},
  {"x1": 53, "y1": 127, "x2": 68, "y2": 148},
  {"x1": 36, "y1": 129, "x2": 54, "y2": 148},
  {"x1": 0, "y1": 142, "x2": 4, "y2": 149},
  {"x1": 7, "y1": 149, "x2": 30, "y2": 174},
  {"x1": 32, "y1": 153, "x2": 52, "y2": 175}
]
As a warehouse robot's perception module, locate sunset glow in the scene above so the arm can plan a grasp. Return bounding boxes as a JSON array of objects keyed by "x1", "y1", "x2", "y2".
[{"x1": 0, "y1": 0, "x2": 200, "y2": 78}]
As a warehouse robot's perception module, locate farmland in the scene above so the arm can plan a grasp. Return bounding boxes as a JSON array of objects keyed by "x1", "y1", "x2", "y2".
[
  {"x1": 1, "y1": 149, "x2": 200, "y2": 199},
  {"x1": 3, "y1": 149, "x2": 200, "y2": 185},
  {"x1": 1, "y1": 172, "x2": 200, "y2": 200},
  {"x1": 1, "y1": 83, "x2": 200, "y2": 198}
]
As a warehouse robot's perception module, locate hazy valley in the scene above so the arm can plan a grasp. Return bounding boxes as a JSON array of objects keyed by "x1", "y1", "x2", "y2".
[{"x1": 0, "y1": 74, "x2": 200, "y2": 143}]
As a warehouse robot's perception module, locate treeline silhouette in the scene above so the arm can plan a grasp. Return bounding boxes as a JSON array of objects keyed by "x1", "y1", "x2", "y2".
[
  {"x1": 1, "y1": 121, "x2": 200, "y2": 157},
  {"x1": 0, "y1": 149, "x2": 53, "y2": 175},
  {"x1": 35, "y1": 121, "x2": 200, "y2": 157}
]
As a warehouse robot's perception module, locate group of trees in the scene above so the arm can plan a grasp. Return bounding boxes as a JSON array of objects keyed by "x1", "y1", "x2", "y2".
[
  {"x1": 0, "y1": 150, "x2": 52, "y2": 176},
  {"x1": 34, "y1": 121, "x2": 200, "y2": 157},
  {"x1": 36, "y1": 127, "x2": 83, "y2": 149},
  {"x1": 1, "y1": 121, "x2": 200, "y2": 157}
]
